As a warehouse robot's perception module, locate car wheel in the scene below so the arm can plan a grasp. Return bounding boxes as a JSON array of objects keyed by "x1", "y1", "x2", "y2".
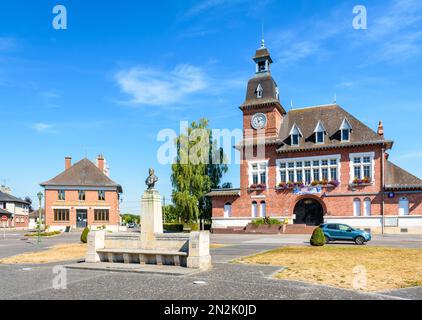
[
  {"x1": 325, "y1": 236, "x2": 331, "y2": 244},
  {"x1": 355, "y1": 236, "x2": 365, "y2": 245}
]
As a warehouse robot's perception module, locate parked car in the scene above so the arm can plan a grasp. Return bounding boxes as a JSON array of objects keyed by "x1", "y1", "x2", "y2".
[
  {"x1": 127, "y1": 222, "x2": 136, "y2": 228},
  {"x1": 320, "y1": 223, "x2": 371, "y2": 245}
]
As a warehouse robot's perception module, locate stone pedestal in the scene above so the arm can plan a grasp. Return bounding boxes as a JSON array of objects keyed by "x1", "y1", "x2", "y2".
[
  {"x1": 86, "y1": 230, "x2": 105, "y2": 263},
  {"x1": 141, "y1": 189, "x2": 163, "y2": 245},
  {"x1": 187, "y1": 231, "x2": 212, "y2": 270}
]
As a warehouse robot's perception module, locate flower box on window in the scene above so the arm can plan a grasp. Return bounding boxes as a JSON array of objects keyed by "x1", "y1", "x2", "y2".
[
  {"x1": 276, "y1": 181, "x2": 298, "y2": 190},
  {"x1": 351, "y1": 177, "x2": 373, "y2": 186},
  {"x1": 249, "y1": 183, "x2": 267, "y2": 191},
  {"x1": 309, "y1": 180, "x2": 339, "y2": 188}
]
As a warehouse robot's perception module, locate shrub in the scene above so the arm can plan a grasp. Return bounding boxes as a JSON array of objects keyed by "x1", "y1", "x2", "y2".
[
  {"x1": 164, "y1": 223, "x2": 184, "y2": 233},
  {"x1": 252, "y1": 218, "x2": 266, "y2": 226},
  {"x1": 252, "y1": 218, "x2": 282, "y2": 226},
  {"x1": 184, "y1": 223, "x2": 200, "y2": 231},
  {"x1": 310, "y1": 227, "x2": 326, "y2": 246},
  {"x1": 80, "y1": 227, "x2": 90, "y2": 244}
]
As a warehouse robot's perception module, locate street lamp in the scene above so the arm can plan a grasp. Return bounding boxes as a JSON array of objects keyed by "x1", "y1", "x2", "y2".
[{"x1": 37, "y1": 191, "x2": 43, "y2": 245}]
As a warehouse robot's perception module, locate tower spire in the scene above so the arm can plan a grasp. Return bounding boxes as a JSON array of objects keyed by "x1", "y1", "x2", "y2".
[{"x1": 261, "y1": 23, "x2": 265, "y2": 48}]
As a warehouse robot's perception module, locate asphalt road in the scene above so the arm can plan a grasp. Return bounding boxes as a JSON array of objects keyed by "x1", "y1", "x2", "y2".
[{"x1": 1, "y1": 230, "x2": 422, "y2": 300}]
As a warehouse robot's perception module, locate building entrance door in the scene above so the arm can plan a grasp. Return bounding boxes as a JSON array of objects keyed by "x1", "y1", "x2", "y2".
[
  {"x1": 76, "y1": 210, "x2": 88, "y2": 228},
  {"x1": 293, "y1": 198, "x2": 324, "y2": 226}
]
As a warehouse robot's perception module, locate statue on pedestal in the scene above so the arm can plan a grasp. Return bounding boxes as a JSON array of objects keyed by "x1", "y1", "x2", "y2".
[{"x1": 145, "y1": 168, "x2": 158, "y2": 190}]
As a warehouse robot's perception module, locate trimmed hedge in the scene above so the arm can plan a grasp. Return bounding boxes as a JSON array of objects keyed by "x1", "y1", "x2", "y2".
[
  {"x1": 310, "y1": 227, "x2": 326, "y2": 246},
  {"x1": 163, "y1": 223, "x2": 184, "y2": 233},
  {"x1": 25, "y1": 231, "x2": 61, "y2": 237},
  {"x1": 80, "y1": 227, "x2": 90, "y2": 244}
]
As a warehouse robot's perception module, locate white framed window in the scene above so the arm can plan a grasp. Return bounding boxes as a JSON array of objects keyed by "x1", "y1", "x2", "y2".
[
  {"x1": 353, "y1": 198, "x2": 361, "y2": 216},
  {"x1": 364, "y1": 198, "x2": 371, "y2": 216},
  {"x1": 251, "y1": 201, "x2": 258, "y2": 218},
  {"x1": 289, "y1": 124, "x2": 302, "y2": 147},
  {"x1": 314, "y1": 121, "x2": 326, "y2": 144},
  {"x1": 340, "y1": 118, "x2": 352, "y2": 142},
  {"x1": 224, "y1": 202, "x2": 232, "y2": 218},
  {"x1": 277, "y1": 155, "x2": 341, "y2": 185},
  {"x1": 249, "y1": 161, "x2": 268, "y2": 186},
  {"x1": 399, "y1": 197, "x2": 409, "y2": 216},
  {"x1": 260, "y1": 201, "x2": 266, "y2": 217},
  {"x1": 349, "y1": 152, "x2": 375, "y2": 183}
]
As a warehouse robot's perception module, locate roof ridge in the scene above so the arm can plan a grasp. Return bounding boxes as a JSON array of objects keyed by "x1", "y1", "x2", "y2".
[{"x1": 289, "y1": 103, "x2": 339, "y2": 111}]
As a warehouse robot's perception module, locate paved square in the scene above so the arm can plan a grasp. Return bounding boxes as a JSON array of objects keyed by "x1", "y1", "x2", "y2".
[{"x1": 1, "y1": 231, "x2": 422, "y2": 300}]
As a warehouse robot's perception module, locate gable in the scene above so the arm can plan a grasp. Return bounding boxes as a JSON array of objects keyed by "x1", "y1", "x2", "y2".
[{"x1": 40, "y1": 158, "x2": 122, "y2": 192}]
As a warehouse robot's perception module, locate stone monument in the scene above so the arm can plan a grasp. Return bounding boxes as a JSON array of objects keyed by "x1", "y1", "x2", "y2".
[
  {"x1": 141, "y1": 168, "x2": 163, "y2": 245},
  {"x1": 83, "y1": 168, "x2": 212, "y2": 271}
]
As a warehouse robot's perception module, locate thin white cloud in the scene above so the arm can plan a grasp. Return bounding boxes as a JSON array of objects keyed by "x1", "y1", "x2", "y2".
[
  {"x1": 114, "y1": 64, "x2": 208, "y2": 106},
  {"x1": 0, "y1": 37, "x2": 18, "y2": 52},
  {"x1": 269, "y1": 0, "x2": 422, "y2": 65},
  {"x1": 185, "y1": 0, "x2": 247, "y2": 17},
  {"x1": 40, "y1": 90, "x2": 61, "y2": 108},
  {"x1": 30, "y1": 121, "x2": 111, "y2": 134},
  {"x1": 31, "y1": 123, "x2": 55, "y2": 133},
  {"x1": 396, "y1": 150, "x2": 422, "y2": 160}
]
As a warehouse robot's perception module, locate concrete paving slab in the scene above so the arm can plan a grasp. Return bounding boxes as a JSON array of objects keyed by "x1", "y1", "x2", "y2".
[{"x1": 66, "y1": 262, "x2": 202, "y2": 276}]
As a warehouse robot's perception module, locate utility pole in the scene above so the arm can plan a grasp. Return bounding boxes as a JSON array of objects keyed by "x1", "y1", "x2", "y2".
[
  {"x1": 37, "y1": 192, "x2": 43, "y2": 245},
  {"x1": 162, "y1": 196, "x2": 166, "y2": 224}
]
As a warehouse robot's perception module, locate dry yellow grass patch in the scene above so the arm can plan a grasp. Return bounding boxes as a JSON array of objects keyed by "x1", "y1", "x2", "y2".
[
  {"x1": 0, "y1": 244, "x2": 87, "y2": 264},
  {"x1": 238, "y1": 246, "x2": 422, "y2": 292}
]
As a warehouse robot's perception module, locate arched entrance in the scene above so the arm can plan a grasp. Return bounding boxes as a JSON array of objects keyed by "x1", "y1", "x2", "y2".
[{"x1": 293, "y1": 198, "x2": 324, "y2": 226}]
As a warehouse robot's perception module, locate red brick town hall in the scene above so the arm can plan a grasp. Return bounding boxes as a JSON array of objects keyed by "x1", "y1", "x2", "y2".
[{"x1": 209, "y1": 44, "x2": 422, "y2": 234}]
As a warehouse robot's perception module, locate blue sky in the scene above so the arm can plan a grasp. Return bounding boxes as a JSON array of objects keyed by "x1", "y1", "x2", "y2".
[{"x1": 1, "y1": 0, "x2": 422, "y2": 213}]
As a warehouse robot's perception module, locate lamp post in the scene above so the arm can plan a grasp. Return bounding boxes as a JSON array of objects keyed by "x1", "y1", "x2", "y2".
[{"x1": 37, "y1": 191, "x2": 43, "y2": 245}]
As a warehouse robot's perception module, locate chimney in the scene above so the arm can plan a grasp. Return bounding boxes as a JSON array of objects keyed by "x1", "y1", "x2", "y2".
[
  {"x1": 377, "y1": 120, "x2": 384, "y2": 137},
  {"x1": 65, "y1": 157, "x2": 72, "y2": 170},
  {"x1": 97, "y1": 154, "x2": 105, "y2": 173},
  {"x1": 0, "y1": 185, "x2": 11, "y2": 194}
]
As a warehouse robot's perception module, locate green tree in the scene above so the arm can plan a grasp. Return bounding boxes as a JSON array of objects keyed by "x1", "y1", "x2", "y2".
[
  {"x1": 121, "y1": 214, "x2": 140, "y2": 225},
  {"x1": 163, "y1": 204, "x2": 179, "y2": 223},
  {"x1": 171, "y1": 118, "x2": 228, "y2": 224}
]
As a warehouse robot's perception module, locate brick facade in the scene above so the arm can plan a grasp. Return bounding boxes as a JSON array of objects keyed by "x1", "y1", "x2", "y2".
[
  {"x1": 41, "y1": 156, "x2": 122, "y2": 232},
  {"x1": 210, "y1": 45, "x2": 422, "y2": 233}
]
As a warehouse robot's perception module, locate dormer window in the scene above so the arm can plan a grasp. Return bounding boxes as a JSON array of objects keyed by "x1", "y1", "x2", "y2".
[
  {"x1": 314, "y1": 121, "x2": 326, "y2": 144},
  {"x1": 289, "y1": 124, "x2": 303, "y2": 147},
  {"x1": 256, "y1": 84, "x2": 263, "y2": 99},
  {"x1": 341, "y1": 129, "x2": 350, "y2": 142},
  {"x1": 340, "y1": 118, "x2": 352, "y2": 142}
]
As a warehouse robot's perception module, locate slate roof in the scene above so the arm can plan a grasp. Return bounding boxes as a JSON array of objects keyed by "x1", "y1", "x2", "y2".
[
  {"x1": 0, "y1": 191, "x2": 30, "y2": 204},
  {"x1": 40, "y1": 158, "x2": 123, "y2": 193},
  {"x1": 0, "y1": 208, "x2": 13, "y2": 216},
  {"x1": 253, "y1": 48, "x2": 273, "y2": 63},
  {"x1": 385, "y1": 161, "x2": 422, "y2": 190},
  {"x1": 276, "y1": 104, "x2": 393, "y2": 153},
  {"x1": 240, "y1": 73, "x2": 286, "y2": 113},
  {"x1": 206, "y1": 189, "x2": 241, "y2": 197}
]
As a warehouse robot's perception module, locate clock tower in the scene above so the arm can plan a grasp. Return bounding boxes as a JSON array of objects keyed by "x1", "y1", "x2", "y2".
[{"x1": 240, "y1": 41, "x2": 286, "y2": 140}]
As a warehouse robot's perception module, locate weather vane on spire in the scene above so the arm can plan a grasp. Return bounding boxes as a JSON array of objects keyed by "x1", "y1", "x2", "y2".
[{"x1": 261, "y1": 22, "x2": 265, "y2": 48}]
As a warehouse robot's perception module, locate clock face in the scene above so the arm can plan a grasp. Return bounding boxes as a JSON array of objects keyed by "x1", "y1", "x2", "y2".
[{"x1": 251, "y1": 113, "x2": 267, "y2": 130}]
